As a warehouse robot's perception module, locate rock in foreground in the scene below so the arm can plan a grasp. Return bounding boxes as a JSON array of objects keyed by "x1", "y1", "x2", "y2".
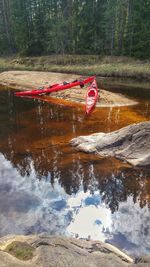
[
  {"x1": 0, "y1": 235, "x2": 150, "y2": 267},
  {"x1": 71, "y1": 121, "x2": 150, "y2": 167},
  {"x1": 0, "y1": 234, "x2": 132, "y2": 267}
]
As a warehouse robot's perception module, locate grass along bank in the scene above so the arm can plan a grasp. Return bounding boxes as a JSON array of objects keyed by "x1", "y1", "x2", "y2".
[{"x1": 0, "y1": 55, "x2": 149, "y2": 80}]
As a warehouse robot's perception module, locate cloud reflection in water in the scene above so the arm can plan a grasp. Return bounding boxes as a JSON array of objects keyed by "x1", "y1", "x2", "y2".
[
  {"x1": 0, "y1": 153, "x2": 69, "y2": 236},
  {"x1": 0, "y1": 152, "x2": 150, "y2": 257},
  {"x1": 67, "y1": 190, "x2": 112, "y2": 241}
]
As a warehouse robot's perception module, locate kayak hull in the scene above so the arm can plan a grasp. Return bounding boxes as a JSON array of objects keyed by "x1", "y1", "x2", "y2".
[
  {"x1": 85, "y1": 79, "x2": 99, "y2": 115},
  {"x1": 14, "y1": 76, "x2": 95, "y2": 97}
]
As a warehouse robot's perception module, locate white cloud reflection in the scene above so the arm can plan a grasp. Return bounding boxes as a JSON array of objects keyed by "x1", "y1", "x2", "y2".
[
  {"x1": 0, "y1": 153, "x2": 150, "y2": 256},
  {"x1": 111, "y1": 197, "x2": 150, "y2": 256},
  {"x1": 0, "y1": 153, "x2": 69, "y2": 236},
  {"x1": 66, "y1": 188, "x2": 150, "y2": 256},
  {"x1": 66, "y1": 190, "x2": 112, "y2": 241}
]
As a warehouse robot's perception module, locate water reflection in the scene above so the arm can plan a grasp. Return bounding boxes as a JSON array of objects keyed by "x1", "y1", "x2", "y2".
[
  {"x1": 109, "y1": 196, "x2": 150, "y2": 257},
  {"x1": 0, "y1": 152, "x2": 149, "y2": 256},
  {"x1": 66, "y1": 190, "x2": 150, "y2": 257},
  {"x1": 0, "y1": 153, "x2": 69, "y2": 236},
  {"x1": 0, "y1": 88, "x2": 150, "y2": 257},
  {"x1": 67, "y1": 190, "x2": 112, "y2": 241}
]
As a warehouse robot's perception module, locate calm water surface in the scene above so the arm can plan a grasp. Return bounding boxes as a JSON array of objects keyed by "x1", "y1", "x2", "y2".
[{"x1": 0, "y1": 85, "x2": 150, "y2": 257}]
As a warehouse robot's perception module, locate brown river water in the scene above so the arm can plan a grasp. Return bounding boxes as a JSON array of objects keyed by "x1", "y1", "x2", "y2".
[{"x1": 0, "y1": 81, "x2": 150, "y2": 257}]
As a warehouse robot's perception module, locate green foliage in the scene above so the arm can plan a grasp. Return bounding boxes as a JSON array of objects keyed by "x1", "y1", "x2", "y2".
[
  {"x1": 0, "y1": 0, "x2": 149, "y2": 58},
  {"x1": 5, "y1": 241, "x2": 35, "y2": 260}
]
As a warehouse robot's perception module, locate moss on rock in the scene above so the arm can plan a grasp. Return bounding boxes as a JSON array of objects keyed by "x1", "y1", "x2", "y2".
[{"x1": 5, "y1": 241, "x2": 35, "y2": 261}]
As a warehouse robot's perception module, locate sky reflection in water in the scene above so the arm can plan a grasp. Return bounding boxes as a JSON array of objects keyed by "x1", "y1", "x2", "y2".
[
  {"x1": 0, "y1": 88, "x2": 150, "y2": 257},
  {"x1": 0, "y1": 151, "x2": 149, "y2": 257}
]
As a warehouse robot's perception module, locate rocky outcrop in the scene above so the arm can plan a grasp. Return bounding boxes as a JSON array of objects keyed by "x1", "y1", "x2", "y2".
[
  {"x1": 0, "y1": 235, "x2": 150, "y2": 267},
  {"x1": 70, "y1": 121, "x2": 150, "y2": 167},
  {"x1": 0, "y1": 234, "x2": 132, "y2": 267}
]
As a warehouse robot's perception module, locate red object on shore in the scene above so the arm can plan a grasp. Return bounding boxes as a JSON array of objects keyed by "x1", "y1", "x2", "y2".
[
  {"x1": 85, "y1": 79, "x2": 99, "y2": 115},
  {"x1": 14, "y1": 76, "x2": 95, "y2": 97}
]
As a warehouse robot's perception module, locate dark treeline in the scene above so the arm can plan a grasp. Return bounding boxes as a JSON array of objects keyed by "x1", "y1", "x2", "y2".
[{"x1": 0, "y1": 0, "x2": 149, "y2": 58}]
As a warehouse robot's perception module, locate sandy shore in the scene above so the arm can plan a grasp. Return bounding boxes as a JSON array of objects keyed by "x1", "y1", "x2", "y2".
[{"x1": 0, "y1": 71, "x2": 137, "y2": 107}]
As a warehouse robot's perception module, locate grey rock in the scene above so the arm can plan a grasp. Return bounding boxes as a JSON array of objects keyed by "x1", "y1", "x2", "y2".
[
  {"x1": 0, "y1": 234, "x2": 133, "y2": 267},
  {"x1": 70, "y1": 121, "x2": 150, "y2": 167},
  {"x1": 131, "y1": 256, "x2": 150, "y2": 267}
]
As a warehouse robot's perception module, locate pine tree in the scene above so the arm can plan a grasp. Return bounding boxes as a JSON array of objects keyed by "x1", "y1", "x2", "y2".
[
  {"x1": 0, "y1": 0, "x2": 149, "y2": 58},
  {"x1": 0, "y1": 0, "x2": 16, "y2": 54}
]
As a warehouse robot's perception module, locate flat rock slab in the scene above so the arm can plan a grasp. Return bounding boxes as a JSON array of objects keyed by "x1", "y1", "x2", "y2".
[
  {"x1": 0, "y1": 71, "x2": 137, "y2": 107},
  {"x1": 0, "y1": 234, "x2": 150, "y2": 267},
  {"x1": 0, "y1": 234, "x2": 133, "y2": 267},
  {"x1": 70, "y1": 121, "x2": 150, "y2": 167}
]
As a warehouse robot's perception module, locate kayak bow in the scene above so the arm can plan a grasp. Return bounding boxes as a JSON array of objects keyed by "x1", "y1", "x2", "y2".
[{"x1": 85, "y1": 79, "x2": 99, "y2": 115}]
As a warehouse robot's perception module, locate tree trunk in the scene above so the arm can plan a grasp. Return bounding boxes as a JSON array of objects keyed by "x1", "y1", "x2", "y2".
[{"x1": 1, "y1": 0, "x2": 16, "y2": 53}]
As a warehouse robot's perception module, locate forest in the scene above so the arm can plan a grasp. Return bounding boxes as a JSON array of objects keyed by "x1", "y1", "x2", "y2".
[{"x1": 0, "y1": 0, "x2": 150, "y2": 59}]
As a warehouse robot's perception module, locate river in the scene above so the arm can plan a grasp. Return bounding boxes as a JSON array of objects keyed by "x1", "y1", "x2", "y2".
[{"x1": 0, "y1": 82, "x2": 149, "y2": 257}]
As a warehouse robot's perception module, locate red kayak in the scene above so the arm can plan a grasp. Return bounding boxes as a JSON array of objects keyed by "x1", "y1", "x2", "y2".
[
  {"x1": 14, "y1": 76, "x2": 95, "y2": 97},
  {"x1": 85, "y1": 79, "x2": 99, "y2": 115}
]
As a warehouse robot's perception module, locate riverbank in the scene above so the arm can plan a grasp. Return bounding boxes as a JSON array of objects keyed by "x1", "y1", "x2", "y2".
[
  {"x1": 0, "y1": 55, "x2": 150, "y2": 81},
  {"x1": 0, "y1": 71, "x2": 137, "y2": 107}
]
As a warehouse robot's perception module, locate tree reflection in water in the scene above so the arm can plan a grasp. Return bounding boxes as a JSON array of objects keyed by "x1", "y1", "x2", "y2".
[
  {"x1": 1, "y1": 129, "x2": 149, "y2": 258},
  {"x1": 0, "y1": 88, "x2": 150, "y2": 256},
  {"x1": 2, "y1": 142, "x2": 150, "y2": 213}
]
